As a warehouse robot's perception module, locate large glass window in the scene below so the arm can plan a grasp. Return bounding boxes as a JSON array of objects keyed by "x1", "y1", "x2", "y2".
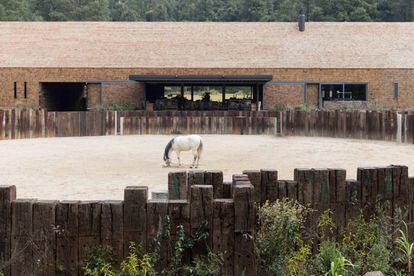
[
  {"x1": 225, "y1": 87, "x2": 253, "y2": 100},
  {"x1": 164, "y1": 86, "x2": 181, "y2": 99},
  {"x1": 321, "y1": 83, "x2": 367, "y2": 101}
]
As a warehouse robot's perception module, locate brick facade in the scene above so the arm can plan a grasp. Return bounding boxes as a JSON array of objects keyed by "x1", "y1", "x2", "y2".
[
  {"x1": 86, "y1": 82, "x2": 145, "y2": 109},
  {"x1": 0, "y1": 68, "x2": 413, "y2": 110}
]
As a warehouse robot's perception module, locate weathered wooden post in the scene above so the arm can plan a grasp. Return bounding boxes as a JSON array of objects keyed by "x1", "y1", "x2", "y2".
[
  {"x1": 56, "y1": 200, "x2": 79, "y2": 275},
  {"x1": 101, "y1": 200, "x2": 124, "y2": 267},
  {"x1": 213, "y1": 199, "x2": 234, "y2": 275},
  {"x1": 243, "y1": 170, "x2": 262, "y2": 203},
  {"x1": 146, "y1": 199, "x2": 168, "y2": 269},
  {"x1": 233, "y1": 181, "x2": 256, "y2": 276},
  {"x1": 222, "y1": 182, "x2": 232, "y2": 199},
  {"x1": 328, "y1": 169, "x2": 346, "y2": 231},
  {"x1": 345, "y1": 180, "x2": 361, "y2": 223},
  {"x1": 205, "y1": 170, "x2": 223, "y2": 199},
  {"x1": 187, "y1": 170, "x2": 205, "y2": 187},
  {"x1": 78, "y1": 201, "x2": 102, "y2": 271},
  {"x1": 168, "y1": 171, "x2": 187, "y2": 200},
  {"x1": 32, "y1": 200, "x2": 58, "y2": 275},
  {"x1": 11, "y1": 199, "x2": 36, "y2": 275},
  {"x1": 0, "y1": 185, "x2": 16, "y2": 276},
  {"x1": 190, "y1": 185, "x2": 214, "y2": 255},
  {"x1": 260, "y1": 169, "x2": 278, "y2": 204},
  {"x1": 123, "y1": 186, "x2": 147, "y2": 256}
]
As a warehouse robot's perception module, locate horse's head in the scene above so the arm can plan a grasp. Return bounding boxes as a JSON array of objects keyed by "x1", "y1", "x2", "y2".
[
  {"x1": 164, "y1": 138, "x2": 174, "y2": 167},
  {"x1": 164, "y1": 155, "x2": 171, "y2": 167}
]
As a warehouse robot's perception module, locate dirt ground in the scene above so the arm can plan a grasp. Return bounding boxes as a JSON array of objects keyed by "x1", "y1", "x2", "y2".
[{"x1": 1, "y1": 135, "x2": 413, "y2": 200}]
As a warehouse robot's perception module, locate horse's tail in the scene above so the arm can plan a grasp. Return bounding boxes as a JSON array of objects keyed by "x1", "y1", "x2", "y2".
[
  {"x1": 164, "y1": 138, "x2": 174, "y2": 161},
  {"x1": 197, "y1": 139, "x2": 203, "y2": 160}
]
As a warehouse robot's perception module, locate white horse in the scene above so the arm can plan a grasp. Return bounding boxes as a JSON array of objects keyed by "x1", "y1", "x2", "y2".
[{"x1": 163, "y1": 135, "x2": 203, "y2": 168}]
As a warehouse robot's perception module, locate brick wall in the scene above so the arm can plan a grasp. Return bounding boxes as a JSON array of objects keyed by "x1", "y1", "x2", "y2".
[
  {"x1": 0, "y1": 68, "x2": 413, "y2": 109},
  {"x1": 263, "y1": 84, "x2": 304, "y2": 109}
]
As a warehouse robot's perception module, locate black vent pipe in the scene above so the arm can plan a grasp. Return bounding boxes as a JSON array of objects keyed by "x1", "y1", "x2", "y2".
[{"x1": 298, "y1": 10, "x2": 305, "y2": 32}]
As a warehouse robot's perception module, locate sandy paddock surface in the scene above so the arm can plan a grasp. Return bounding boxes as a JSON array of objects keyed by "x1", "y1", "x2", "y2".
[{"x1": 1, "y1": 135, "x2": 413, "y2": 200}]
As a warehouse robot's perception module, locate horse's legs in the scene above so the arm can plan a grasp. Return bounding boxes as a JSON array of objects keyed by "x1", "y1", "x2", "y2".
[
  {"x1": 176, "y1": 151, "x2": 182, "y2": 166},
  {"x1": 191, "y1": 150, "x2": 197, "y2": 168}
]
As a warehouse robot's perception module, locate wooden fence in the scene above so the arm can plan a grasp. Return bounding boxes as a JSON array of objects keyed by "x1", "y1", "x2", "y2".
[
  {"x1": 1, "y1": 166, "x2": 414, "y2": 276},
  {"x1": 0, "y1": 109, "x2": 414, "y2": 144},
  {"x1": 280, "y1": 110, "x2": 414, "y2": 143}
]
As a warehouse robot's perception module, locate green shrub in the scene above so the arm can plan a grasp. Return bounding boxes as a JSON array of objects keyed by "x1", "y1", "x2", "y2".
[
  {"x1": 82, "y1": 245, "x2": 116, "y2": 276},
  {"x1": 271, "y1": 103, "x2": 290, "y2": 112},
  {"x1": 256, "y1": 199, "x2": 310, "y2": 275},
  {"x1": 120, "y1": 242, "x2": 156, "y2": 276},
  {"x1": 96, "y1": 103, "x2": 141, "y2": 111}
]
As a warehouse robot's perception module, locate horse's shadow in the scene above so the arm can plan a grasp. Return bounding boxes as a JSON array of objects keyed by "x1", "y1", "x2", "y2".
[{"x1": 162, "y1": 164, "x2": 201, "y2": 169}]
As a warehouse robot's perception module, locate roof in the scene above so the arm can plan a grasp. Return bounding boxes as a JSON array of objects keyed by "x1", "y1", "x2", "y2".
[{"x1": 0, "y1": 22, "x2": 413, "y2": 69}]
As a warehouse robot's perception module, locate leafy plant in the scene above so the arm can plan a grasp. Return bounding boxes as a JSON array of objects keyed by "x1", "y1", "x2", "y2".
[
  {"x1": 395, "y1": 221, "x2": 414, "y2": 273},
  {"x1": 272, "y1": 103, "x2": 290, "y2": 112},
  {"x1": 96, "y1": 103, "x2": 141, "y2": 111},
  {"x1": 287, "y1": 245, "x2": 312, "y2": 276},
  {"x1": 183, "y1": 251, "x2": 224, "y2": 276},
  {"x1": 82, "y1": 245, "x2": 116, "y2": 276},
  {"x1": 256, "y1": 199, "x2": 310, "y2": 275},
  {"x1": 325, "y1": 255, "x2": 353, "y2": 276}
]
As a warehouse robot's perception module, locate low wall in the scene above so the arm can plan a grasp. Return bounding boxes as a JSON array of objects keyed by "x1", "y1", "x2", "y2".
[{"x1": 1, "y1": 166, "x2": 413, "y2": 275}]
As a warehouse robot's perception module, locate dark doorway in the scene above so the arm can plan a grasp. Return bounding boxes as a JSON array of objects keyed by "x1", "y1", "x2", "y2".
[{"x1": 40, "y1": 83, "x2": 87, "y2": 111}]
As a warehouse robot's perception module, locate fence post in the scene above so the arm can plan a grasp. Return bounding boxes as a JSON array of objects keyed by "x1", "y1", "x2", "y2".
[
  {"x1": 11, "y1": 199, "x2": 36, "y2": 276},
  {"x1": 146, "y1": 199, "x2": 168, "y2": 269},
  {"x1": 0, "y1": 186, "x2": 16, "y2": 276},
  {"x1": 190, "y1": 185, "x2": 213, "y2": 256},
  {"x1": 260, "y1": 169, "x2": 278, "y2": 204},
  {"x1": 124, "y1": 186, "x2": 147, "y2": 256},
  {"x1": 204, "y1": 170, "x2": 223, "y2": 199},
  {"x1": 32, "y1": 200, "x2": 58, "y2": 275},
  {"x1": 101, "y1": 200, "x2": 124, "y2": 267},
  {"x1": 168, "y1": 171, "x2": 188, "y2": 200},
  {"x1": 233, "y1": 181, "x2": 256, "y2": 276},
  {"x1": 213, "y1": 199, "x2": 234, "y2": 276},
  {"x1": 243, "y1": 170, "x2": 262, "y2": 204}
]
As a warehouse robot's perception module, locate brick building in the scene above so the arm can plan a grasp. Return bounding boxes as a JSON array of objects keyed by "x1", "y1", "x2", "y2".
[{"x1": 0, "y1": 22, "x2": 413, "y2": 111}]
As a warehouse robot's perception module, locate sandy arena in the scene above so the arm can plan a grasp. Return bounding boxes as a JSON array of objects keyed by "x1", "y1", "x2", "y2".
[{"x1": 1, "y1": 135, "x2": 413, "y2": 200}]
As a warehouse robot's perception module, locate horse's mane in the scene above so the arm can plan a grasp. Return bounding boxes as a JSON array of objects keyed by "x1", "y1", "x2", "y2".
[{"x1": 164, "y1": 138, "x2": 174, "y2": 161}]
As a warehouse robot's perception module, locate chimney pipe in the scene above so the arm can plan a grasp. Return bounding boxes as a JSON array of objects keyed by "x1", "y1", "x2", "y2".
[{"x1": 298, "y1": 10, "x2": 305, "y2": 32}]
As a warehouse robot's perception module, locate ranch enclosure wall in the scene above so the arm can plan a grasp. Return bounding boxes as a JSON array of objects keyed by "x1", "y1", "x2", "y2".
[
  {"x1": 0, "y1": 109, "x2": 413, "y2": 144},
  {"x1": 1, "y1": 166, "x2": 414, "y2": 275}
]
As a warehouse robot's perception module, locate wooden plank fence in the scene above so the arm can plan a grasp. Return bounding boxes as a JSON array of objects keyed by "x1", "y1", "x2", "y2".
[
  {"x1": 1, "y1": 166, "x2": 414, "y2": 275},
  {"x1": 0, "y1": 109, "x2": 413, "y2": 143}
]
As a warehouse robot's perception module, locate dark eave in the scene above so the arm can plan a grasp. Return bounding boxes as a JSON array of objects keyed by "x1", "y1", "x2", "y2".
[{"x1": 129, "y1": 74, "x2": 273, "y2": 84}]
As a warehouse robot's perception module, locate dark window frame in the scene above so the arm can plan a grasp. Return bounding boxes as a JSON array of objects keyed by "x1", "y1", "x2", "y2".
[
  {"x1": 24, "y1": 82, "x2": 27, "y2": 99},
  {"x1": 13, "y1": 82, "x2": 17, "y2": 99},
  {"x1": 394, "y1": 82, "x2": 398, "y2": 101},
  {"x1": 319, "y1": 82, "x2": 368, "y2": 101}
]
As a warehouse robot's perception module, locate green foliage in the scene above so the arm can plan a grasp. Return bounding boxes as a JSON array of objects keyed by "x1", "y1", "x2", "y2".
[
  {"x1": 182, "y1": 251, "x2": 224, "y2": 276},
  {"x1": 294, "y1": 104, "x2": 317, "y2": 112},
  {"x1": 287, "y1": 244, "x2": 312, "y2": 276},
  {"x1": 82, "y1": 245, "x2": 116, "y2": 276},
  {"x1": 256, "y1": 199, "x2": 311, "y2": 275},
  {"x1": 96, "y1": 103, "x2": 141, "y2": 111},
  {"x1": 395, "y1": 221, "x2": 414, "y2": 273},
  {"x1": 119, "y1": 242, "x2": 155, "y2": 276},
  {"x1": 0, "y1": 0, "x2": 413, "y2": 21},
  {"x1": 271, "y1": 103, "x2": 290, "y2": 112}
]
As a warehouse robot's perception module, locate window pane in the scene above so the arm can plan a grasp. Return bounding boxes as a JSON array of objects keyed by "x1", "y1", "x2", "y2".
[
  {"x1": 321, "y1": 84, "x2": 344, "y2": 101},
  {"x1": 193, "y1": 86, "x2": 223, "y2": 102},
  {"x1": 344, "y1": 84, "x2": 367, "y2": 101},
  {"x1": 225, "y1": 87, "x2": 252, "y2": 99},
  {"x1": 164, "y1": 86, "x2": 181, "y2": 99}
]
